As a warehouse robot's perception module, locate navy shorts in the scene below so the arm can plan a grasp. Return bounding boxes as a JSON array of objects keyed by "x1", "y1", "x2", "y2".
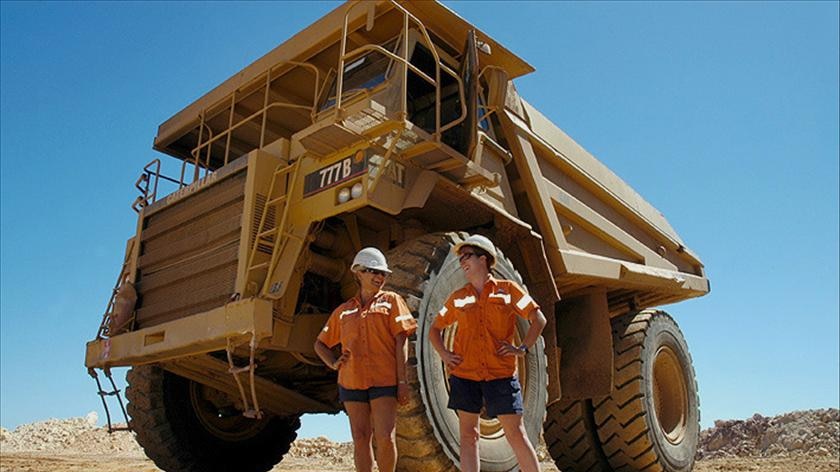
[
  {"x1": 447, "y1": 375, "x2": 523, "y2": 418},
  {"x1": 338, "y1": 385, "x2": 398, "y2": 403}
]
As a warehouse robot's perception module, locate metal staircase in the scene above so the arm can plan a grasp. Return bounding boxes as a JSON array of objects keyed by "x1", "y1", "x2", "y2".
[{"x1": 245, "y1": 159, "x2": 303, "y2": 298}]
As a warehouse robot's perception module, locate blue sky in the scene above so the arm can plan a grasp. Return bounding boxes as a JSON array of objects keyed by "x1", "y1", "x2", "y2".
[{"x1": 1, "y1": 1, "x2": 837, "y2": 442}]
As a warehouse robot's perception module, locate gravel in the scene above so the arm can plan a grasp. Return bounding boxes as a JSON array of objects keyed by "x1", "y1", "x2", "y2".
[
  {"x1": 0, "y1": 412, "x2": 355, "y2": 463},
  {"x1": 2, "y1": 408, "x2": 837, "y2": 463}
]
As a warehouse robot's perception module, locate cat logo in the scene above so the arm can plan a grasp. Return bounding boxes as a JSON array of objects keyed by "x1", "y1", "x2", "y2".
[{"x1": 380, "y1": 161, "x2": 406, "y2": 188}]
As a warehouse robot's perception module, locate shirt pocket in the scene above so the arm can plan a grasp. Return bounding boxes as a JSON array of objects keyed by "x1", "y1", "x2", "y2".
[
  {"x1": 486, "y1": 293, "x2": 510, "y2": 306},
  {"x1": 339, "y1": 314, "x2": 360, "y2": 352},
  {"x1": 447, "y1": 314, "x2": 469, "y2": 356},
  {"x1": 369, "y1": 309, "x2": 396, "y2": 346},
  {"x1": 486, "y1": 305, "x2": 515, "y2": 341}
]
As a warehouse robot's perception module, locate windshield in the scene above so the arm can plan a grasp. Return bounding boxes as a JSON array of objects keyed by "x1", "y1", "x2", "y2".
[{"x1": 319, "y1": 37, "x2": 399, "y2": 111}]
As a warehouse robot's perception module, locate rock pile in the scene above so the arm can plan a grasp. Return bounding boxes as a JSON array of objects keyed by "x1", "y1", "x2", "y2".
[
  {"x1": 697, "y1": 408, "x2": 839, "y2": 459},
  {"x1": 287, "y1": 436, "x2": 353, "y2": 466},
  {"x1": 0, "y1": 413, "x2": 355, "y2": 463},
  {"x1": 0, "y1": 413, "x2": 141, "y2": 456},
  {"x1": 3, "y1": 408, "x2": 838, "y2": 463}
]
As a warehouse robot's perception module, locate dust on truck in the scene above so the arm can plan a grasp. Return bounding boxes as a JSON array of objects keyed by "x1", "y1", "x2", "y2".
[{"x1": 84, "y1": 2, "x2": 710, "y2": 471}]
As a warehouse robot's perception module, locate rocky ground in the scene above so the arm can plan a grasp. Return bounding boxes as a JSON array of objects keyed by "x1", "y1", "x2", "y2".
[
  {"x1": 697, "y1": 409, "x2": 839, "y2": 460},
  {"x1": 1, "y1": 409, "x2": 837, "y2": 471}
]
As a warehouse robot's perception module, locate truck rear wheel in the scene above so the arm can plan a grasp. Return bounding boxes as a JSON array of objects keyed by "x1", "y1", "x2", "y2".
[
  {"x1": 125, "y1": 365, "x2": 300, "y2": 472},
  {"x1": 544, "y1": 398, "x2": 610, "y2": 472},
  {"x1": 593, "y1": 310, "x2": 699, "y2": 472},
  {"x1": 386, "y1": 232, "x2": 547, "y2": 472},
  {"x1": 544, "y1": 310, "x2": 698, "y2": 472}
]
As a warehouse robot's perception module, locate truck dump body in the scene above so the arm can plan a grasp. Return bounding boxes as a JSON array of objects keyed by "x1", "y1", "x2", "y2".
[{"x1": 505, "y1": 100, "x2": 708, "y2": 308}]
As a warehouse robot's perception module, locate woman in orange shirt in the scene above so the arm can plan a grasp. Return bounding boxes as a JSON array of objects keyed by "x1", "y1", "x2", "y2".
[
  {"x1": 314, "y1": 247, "x2": 417, "y2": 472},
  {"x1": 430, "y1": 235, "x2": 547, "y2": 472}
]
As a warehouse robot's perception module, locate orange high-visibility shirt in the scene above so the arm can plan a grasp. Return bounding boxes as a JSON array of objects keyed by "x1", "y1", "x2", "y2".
[
  {"x1": 318, "y1": 290, "x2": 417, "y2": 390},
  {"x1": 432, "y1": 277, "x2": 539, "y2": 381}
]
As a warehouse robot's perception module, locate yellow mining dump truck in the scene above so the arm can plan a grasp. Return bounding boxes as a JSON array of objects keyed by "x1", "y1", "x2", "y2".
[{"x1": 84, "y1": 2, "x2": 709, "y2": 471}]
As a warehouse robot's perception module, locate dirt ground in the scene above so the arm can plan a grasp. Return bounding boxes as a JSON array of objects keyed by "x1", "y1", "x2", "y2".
[
  {"x1": 0, "y1": 453, "x2": 335, "y2": 472},
  {"x1": 1, "y1": 453, "x2": 838, "y2": 472}
]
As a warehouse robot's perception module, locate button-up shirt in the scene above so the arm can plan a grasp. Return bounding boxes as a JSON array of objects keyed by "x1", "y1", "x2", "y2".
[
  {"x1": 432, "y1": 277, "x2": 539, "y2": 381},
  {"x1": 318, "y1": 290, "x2": 417, "y2": 390}
]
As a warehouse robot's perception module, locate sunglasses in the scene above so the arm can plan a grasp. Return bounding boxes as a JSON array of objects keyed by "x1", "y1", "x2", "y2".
[
  {"x1": 360, "y1": 268, "x2": 388, "y2": 276},
  {"x1": 458, "y1": 252, "x2": 478, "y2": 262}
]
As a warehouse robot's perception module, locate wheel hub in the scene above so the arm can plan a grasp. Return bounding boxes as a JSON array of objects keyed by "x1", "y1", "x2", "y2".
[
  {"x1": 652, "y1": 345, "x2": 688, "y2": 445},
  {"x1": 189, "y1": 382, "x2": 269, "y2": 441}
]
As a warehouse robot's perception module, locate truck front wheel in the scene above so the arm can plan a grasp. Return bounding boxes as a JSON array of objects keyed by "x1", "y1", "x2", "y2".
[{"x1": 125, "y1": 365, "x2": 300, "y2": 472}]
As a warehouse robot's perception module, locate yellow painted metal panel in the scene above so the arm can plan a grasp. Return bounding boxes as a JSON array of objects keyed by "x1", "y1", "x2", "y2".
[
  {"x1": 518, "y1": 102, "x2": 693, "y2": 257},
  {"x1": 559, "y1": 250, "x2": 708, "y2": 296},
  {"x1": 544, "y1": 179, "x2": 679, "y2": 272},
  {"x1": 85, "y1": 298, "x2": 273, "y2": 368}
]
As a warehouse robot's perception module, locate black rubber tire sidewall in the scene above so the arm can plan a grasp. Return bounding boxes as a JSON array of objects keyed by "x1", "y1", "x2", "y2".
[{"x1": 126, "y1": 365, "x2": 300, "y2": 472}]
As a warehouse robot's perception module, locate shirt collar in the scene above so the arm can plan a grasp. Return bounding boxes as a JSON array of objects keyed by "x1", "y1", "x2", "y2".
[
  {"x1": 353, "y1": 290, "x2": 384, "y2": 308},
  {"x1": 465, "y1": 276, "x2": 499, "y2": 296}
]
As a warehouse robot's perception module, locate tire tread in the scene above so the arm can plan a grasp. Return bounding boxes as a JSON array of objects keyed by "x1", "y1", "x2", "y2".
[{"x1": 593, "y1": 309, "x2": 699, "y2": 472}]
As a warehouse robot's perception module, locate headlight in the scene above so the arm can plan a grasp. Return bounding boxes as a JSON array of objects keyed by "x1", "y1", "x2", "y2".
[{"x1": 337, "y1": 187, "x2": 351, "y2": 203}]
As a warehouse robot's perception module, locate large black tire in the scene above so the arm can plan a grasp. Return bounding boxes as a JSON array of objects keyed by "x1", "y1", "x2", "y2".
[
  {"x1": 544, "y1": 310, "x2": 699, "y2": 472},
  {"x1": 593, "y1": 310, "x2": 700, "y2": 472},
  {"x1": 125, "y1": 365, "x2": 300, "y2": 472},
  {"x1": 544, "y1": 398, "x2": 610, "y2": 472},
  {"x1": 385, "y1": 232, "x2": 547, "y2": 472}
]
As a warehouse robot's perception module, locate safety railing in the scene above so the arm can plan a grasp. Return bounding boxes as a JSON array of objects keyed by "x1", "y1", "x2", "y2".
[
  {"x1": 130, "y1": 61, "x2": 320, "y2": 212},
  {"x1": 131, "y1": 159, "x2": 182, "y2": 213},
  {"x1": 336, "y1": 0, "x2": 467, "y2": 140},
  {"x1": 94, "y1": 236, "x2": 137, "y2": 340},
  {"x1": 189, "y1": 61, "x2": 320, "y2": 174},
  {"x1": 477, "y1": 65, "x2": 509, "y2": 126}
]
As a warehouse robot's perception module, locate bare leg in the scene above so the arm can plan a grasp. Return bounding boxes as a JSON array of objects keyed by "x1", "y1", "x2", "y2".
[
  {"x1": 498, "y1": 414, "x2": 540, "y2": 472},
  {"x1": 345, "y1": 401, "x2": 374, "y2": 472},
  {"x1": 370, "y1": 396, "x2": 398, "y2": 472},
  {"x1": 458, "y1": 411, "x2": 481, "y2": 472}
]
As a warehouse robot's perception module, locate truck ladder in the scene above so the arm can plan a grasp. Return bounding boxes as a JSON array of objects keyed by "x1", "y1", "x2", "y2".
[
  {"x1": 87, "y1": 367, "x2": 131, "y2": 433},
  {"x1": 225, "y1": 333, "x2": 262, "y2": 419},
  {"x1": 245, "y1": 160, "x2": 302, "y2": 297},
  {"x1": 95, "y1": 239, "x2": 135, "y2": 339}
]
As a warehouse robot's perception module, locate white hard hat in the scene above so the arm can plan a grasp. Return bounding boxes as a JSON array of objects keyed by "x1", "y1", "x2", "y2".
[
  {"x1": 351, "y1": 247, "x2": 392, "y2": 273},
  {"x1": 453, "y1": 234, "x2": 497, "y2": 265}
]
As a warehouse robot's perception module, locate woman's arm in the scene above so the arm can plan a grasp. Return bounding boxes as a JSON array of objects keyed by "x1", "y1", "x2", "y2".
[
  {"x1": 314, "y1": 339, "x2": 348, "y2": 371},
  {"x1": 521, "y1": 308, "x2": 547, "y2": 350},
  {"x1": 430, "y1": 325, "x2": 463, "y2": 370},
  {"x1": 497, "y1": 308, "x2": 547, "y2": 357},
  {"x1": 395, "y1": 332, "x2": 409, "y2": 404}
]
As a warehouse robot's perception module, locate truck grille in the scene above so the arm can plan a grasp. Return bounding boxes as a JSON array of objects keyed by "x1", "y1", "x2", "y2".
[{"x1": 134, "y1": 171, "x2": 246, "y2": 328}]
